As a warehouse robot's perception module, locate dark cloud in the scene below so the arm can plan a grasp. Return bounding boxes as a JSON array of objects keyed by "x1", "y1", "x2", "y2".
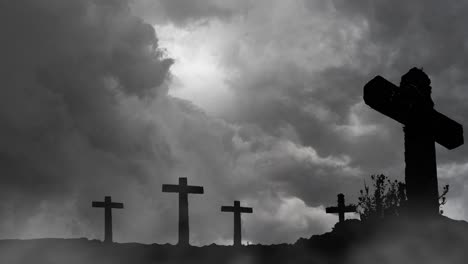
[
  {"x1": 0, "y1": 0, "x2": 175, "y2": 240},
  {"x1": 0, "y1": 0, "x2": 339, "y2": 243},
  {"x1": 131, "y1": 0, "x2": 248, "y2": 26},
  {"x1": 204, "y1": 0, "x2": 468, "y2": 218},
  {"x1": 1, "y1": 0, "x2": 468, "y2": 247}
]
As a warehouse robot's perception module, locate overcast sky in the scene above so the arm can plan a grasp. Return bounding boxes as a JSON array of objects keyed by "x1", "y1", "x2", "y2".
[{"x1": 0, "y1": 0, "x2": 467, "y2": 245}]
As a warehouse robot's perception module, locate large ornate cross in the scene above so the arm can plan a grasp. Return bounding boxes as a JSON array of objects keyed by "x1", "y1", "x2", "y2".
[{"x1": 363, "y1": 68, "x2": 463, "y2": 215}]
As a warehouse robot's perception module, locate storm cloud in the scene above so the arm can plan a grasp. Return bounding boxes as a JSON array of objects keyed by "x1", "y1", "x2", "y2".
[
  {"x1": 141, "y1": 0, "x2": 468, "y2": 217},
  {"x1": 0, "y1": 0, "x2": 467, "y2": 246}
]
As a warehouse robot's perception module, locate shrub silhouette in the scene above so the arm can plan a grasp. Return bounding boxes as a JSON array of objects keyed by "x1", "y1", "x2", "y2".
[
  {"x1": 438, "y1": 184, "x2": 449, "y2": 214},
  {"x1": 357, "y1": 174, "x2": 449, "y2": 221}
]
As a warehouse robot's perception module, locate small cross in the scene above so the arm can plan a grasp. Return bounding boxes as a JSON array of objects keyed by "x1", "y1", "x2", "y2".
[
  {"x1": 326, "y1": 193, "x2": 356, "y2": 223},
  {"x1": 221, "y1": 200, "x2": 253, "y2": 246},
  {"x1": 92, "y1": 196, "x2": 124, "y2": 243},
  {"x1": 162, "y1": 177, "x2": 204, "y2": 246}
]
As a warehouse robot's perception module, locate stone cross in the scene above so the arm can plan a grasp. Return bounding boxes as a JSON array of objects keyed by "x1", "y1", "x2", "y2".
[
  {"x1": 221, "y1": 200, "x2": 253, "y2": 246},
  {"x1": 162, "y1": 177, "x2": 204, "y2": 246},
  {"x1": 92, "y1": 196, "x2": 124, "y2": 243},
  {"x1": 364, "y1": 68, "x2": 464, "y2": 215},
  {"x1": 326, "y1": 193, "x2": 356, "y2": 223}
]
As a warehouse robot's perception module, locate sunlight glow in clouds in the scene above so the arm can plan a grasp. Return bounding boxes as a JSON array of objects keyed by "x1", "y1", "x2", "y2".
[{"x1": 155, "y1": 23, "x2": 234, "y2": 115}]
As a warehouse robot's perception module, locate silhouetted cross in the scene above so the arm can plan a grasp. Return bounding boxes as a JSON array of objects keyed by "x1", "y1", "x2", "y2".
[
  {"x1": 162, "y1": 177, "x2": 204, "y2": 246},
  {"x1": 221, "y1": 200, "x2": 253, "y2": 246},
  {"x1": 364, "y1": 68, "x2": 464, "y2": 215},
  {"x1": 326, "y1": 194, "x2": 356, "y2": 223},
  {"x1": 92, "y1": 196, "x2": 124, "y2": 243}
]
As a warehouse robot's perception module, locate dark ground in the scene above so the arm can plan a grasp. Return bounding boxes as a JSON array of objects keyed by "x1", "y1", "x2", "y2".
[{"x1": 1, "y1": 215, "x2": 468, "y2": 264}]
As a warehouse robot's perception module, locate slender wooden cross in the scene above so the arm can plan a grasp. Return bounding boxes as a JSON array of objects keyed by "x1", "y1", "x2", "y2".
[
  {"x1": 162, "y1": 177, "x2": 204, "y2": 246},
  {"x1": 364, "y1": 68, "x2": 464, "y2": 215},
  {"x1": 92, "y1": 196, "x2": 124, "y2": 243},
  {"x1": 326, "y1": 193, "x2": 356, "y2": 223},
  {"x1": 221, "y1": 200, "x2": 253, "y2": 246}
]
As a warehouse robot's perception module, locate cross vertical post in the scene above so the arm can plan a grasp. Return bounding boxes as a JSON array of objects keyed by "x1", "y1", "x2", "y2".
[{"x1": 179, "y1": 178, "x2": 189, "y2": 245}]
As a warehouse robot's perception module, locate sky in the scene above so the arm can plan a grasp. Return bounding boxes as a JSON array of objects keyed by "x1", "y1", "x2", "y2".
[{"x1": 0, "y1": 0, "x2": 467, "y2": 245}]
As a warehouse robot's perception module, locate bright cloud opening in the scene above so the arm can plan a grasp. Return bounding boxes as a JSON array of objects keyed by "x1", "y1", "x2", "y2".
[{"x1": 155, "y1": 23, "x2": 234, "y2": 115}]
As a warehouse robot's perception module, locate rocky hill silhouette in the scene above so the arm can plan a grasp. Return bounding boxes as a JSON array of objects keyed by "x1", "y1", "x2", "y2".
[{"x1": 2, "y1": 215, "x2": 468, "y2": 264}]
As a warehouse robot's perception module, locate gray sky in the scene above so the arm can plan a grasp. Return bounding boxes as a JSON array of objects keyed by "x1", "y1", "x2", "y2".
[{"x1": 0, "y1": 0, "x2": 467, "y2": 245}]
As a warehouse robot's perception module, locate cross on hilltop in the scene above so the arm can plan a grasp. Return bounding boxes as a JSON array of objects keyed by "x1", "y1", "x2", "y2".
[
  {"x1": 162, "y1": 177, "x2": 204, "y2": 246},
  {"x1": 221, "y1": 200, "x2": 253, "y2": 246},
  {"x1": 92, "y1": 196, "x2": 124, "y2": 243},
  {"x1": 364, "y1": 68, "x2": 464, "y2": 215},
  {"x1": 326, "y1": 193, "x2": 356, "y2": 223}
]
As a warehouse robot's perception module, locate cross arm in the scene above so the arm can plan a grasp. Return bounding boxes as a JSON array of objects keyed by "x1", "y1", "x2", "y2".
[
  {"x1": 92, "y1": 201, "x2": 105, "y2": 208},
  {"x1": 221, "y1": 206, "x2": 253, "y2": 213},
  {"x1": 364, "y1": 76, "x2": 409, "y2": 125},
  {"x1": 240, "y1": 207, "x2": 253, "y2": 213},
  {"x1": 432, "y1": 111, "x2": 464, "y2": 149},
  {"x1": 364, "y1": 76, "x2": 464, "y2": 149},
  {"x1": 343, "y1": 205, "x2": 357, "y2": 213},
  {"x1": 162, "y1": 184, "x2": 180, "y2": 193},
  {"x1": 111, "y1": 202, "x2": 124, "y2": 209},
  {"x1": 221, "y1": 206, "x2": 235, "y2": 212},
  {"x1": 186, "y1": 186, "x2": 204, "y2": 194},
  {"x1": 325, "y1": 207, "x2": 339, "y2": 213}
]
